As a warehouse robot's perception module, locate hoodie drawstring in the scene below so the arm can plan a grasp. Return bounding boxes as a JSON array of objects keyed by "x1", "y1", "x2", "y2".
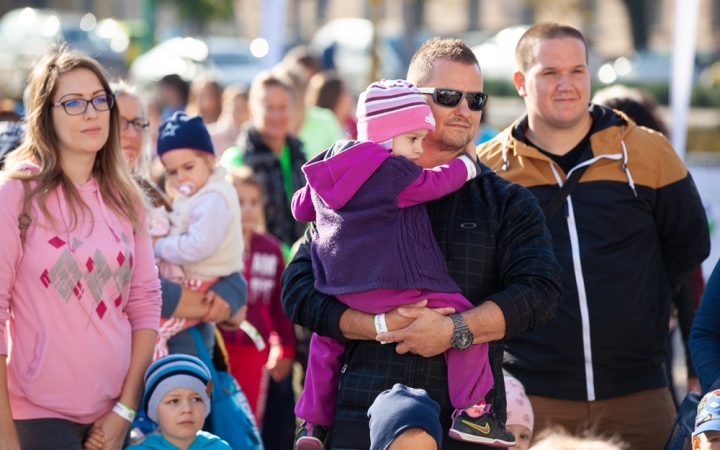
[
  {"x1": 96, "y1": 187, "x2": 122, "y2": 243},
  {"x1": 500, "y1": 132, "x2": 510, "y2": 172},
  {"x1": 620, "y1": 140, "x2": 637, "y2": 197}
]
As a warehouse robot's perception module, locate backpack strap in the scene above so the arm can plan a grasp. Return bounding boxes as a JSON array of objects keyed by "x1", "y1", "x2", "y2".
[
  {"x1": 543, "y1": 164, "x2": 589, "y2": 223},
  {"x1": 18, "y1": 179, "x2": 32, "y2": 244}
]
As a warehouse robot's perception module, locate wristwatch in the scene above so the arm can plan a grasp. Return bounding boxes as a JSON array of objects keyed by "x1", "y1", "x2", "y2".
[{"x1": 450, "y1": 314, "x2": 474, "y2": 350}]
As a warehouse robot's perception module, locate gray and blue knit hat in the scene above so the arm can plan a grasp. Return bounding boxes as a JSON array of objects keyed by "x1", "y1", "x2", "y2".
[{"x1": 143, "y1": 354, "x2": 213, "y2": 423}]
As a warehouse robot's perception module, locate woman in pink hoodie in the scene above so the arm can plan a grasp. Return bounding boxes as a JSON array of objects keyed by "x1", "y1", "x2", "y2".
[{"x1": 0, "y1": 45, "x2": 161, "y2": 449}]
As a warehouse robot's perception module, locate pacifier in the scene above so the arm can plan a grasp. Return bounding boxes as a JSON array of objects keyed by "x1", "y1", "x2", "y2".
[{"x1": 177, "y1": 181, "x2": 197, "y2": 196}]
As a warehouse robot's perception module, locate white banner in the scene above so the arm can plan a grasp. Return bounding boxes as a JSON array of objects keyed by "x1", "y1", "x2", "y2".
[
  {"x1": 670, "y1": 0, "x2": 701, "y2": 160},
  {"x1": 260, "y1": 0, "x2": 288, "y2": 69}
]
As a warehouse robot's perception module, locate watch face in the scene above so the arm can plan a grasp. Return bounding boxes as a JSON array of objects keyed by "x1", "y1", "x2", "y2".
[{"x1": 452, "y1": 329, "x2": 473, "y2": 349}]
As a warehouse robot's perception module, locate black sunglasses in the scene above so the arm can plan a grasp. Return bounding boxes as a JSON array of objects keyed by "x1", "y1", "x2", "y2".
[{"x1": 418, "y1": 88, "x2": 488, "y2": 111}]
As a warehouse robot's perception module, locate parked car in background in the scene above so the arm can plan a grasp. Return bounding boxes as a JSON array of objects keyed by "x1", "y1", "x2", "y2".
[
  {"x1": 308, "y1": 18, "x2": 407, "y2": 94},
  {"x1": 472, "y1": 25, "x2": 606, "y2": 83},
  {"x1": 129, "y1": 36, "x2": 263, "y2": 88},
  {"x1": 0, "y1": 7, "x2": 129, "y2": 98},
  {"x1": 597, "y1": 50, "x2": 710, "y2": 85}
]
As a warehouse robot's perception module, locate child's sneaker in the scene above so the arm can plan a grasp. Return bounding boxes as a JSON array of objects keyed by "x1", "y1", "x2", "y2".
[
  {"x1": 448, "y1": 406, "x2": 515, "y2": 447},
  {"x1": 296, "y1": 421, "x2": 328, "y2": 450}
]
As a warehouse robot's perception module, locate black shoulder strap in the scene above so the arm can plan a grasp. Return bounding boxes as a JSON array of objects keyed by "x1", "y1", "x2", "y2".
[{"x1": 543, "y1": 164, "x2": 589, "y2": 223}]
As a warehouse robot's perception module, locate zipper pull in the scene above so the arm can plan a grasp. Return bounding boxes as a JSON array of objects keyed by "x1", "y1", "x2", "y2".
[{"x1": 341, "y1": 364, "x2": 347, "y2": 374}]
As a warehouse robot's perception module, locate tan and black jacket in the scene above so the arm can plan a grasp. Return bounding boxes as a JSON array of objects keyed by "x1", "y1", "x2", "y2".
[{"x1": 479, "y1": 104, "x2": 710, "y2": 402}]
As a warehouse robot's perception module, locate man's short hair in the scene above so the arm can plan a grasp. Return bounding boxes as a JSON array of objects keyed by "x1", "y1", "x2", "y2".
[
  {"x1": 407, "y1": 37, "x2": 479, "y2": 87},
  {"x1": 249, "y1": 70, "x2": 294, "y2": 105},
  {"x1": 515, "y1": 22, "x2": 589, "y2": 73}
]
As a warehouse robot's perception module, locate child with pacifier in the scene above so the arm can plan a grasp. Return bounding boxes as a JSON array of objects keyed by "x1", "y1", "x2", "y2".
[
  {"x1": 152, "y1": 112, "x2": 244, "y2": 359},
  {"x1": 291, "y1": 79, "x2": 514, "y2": 448}
]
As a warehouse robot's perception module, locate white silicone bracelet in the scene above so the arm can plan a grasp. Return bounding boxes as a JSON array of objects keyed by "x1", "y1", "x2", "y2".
[
  {"x1": 458, "y1": 153, "x2": 478, "y2": 181},
  {"x1": 374, "y1": 313, "x2": 392, "y2": 344},
  {"x1": 112, "y1": 402, "x2": 136, "y2": 423}
]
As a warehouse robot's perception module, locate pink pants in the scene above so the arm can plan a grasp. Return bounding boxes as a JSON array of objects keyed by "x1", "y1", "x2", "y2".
[{"x1": 295, "y1": 288, "x2": 493, "y2": 426}]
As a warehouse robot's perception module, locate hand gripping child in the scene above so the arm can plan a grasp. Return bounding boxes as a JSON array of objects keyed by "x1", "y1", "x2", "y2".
[{"x1": 291, "y1": 79, "x2": 515, "y2": 448}]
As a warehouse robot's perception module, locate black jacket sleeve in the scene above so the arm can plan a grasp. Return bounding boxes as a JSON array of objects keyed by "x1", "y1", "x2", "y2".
[
  {"x1": 486, "y1": 179, "x2": 563, "y2": 341},
  {"x1": 654, "y1": 173, "x2": 710, "y2": 290},
  {"x1": 281, "y1": 224, "x2": 350, "y2": 342}
]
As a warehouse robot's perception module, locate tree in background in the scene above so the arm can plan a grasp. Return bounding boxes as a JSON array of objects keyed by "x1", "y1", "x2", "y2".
[{"x1": 161, "y1": 0, "x2": 234, "y2": 33}]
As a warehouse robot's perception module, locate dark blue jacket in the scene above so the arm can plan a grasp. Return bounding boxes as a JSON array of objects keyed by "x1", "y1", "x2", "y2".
[{"x1": 690, "y1": 260, "x2": 720, "y2": 392}]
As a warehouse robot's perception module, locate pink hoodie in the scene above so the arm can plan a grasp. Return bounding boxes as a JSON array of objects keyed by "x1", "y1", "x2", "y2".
[{"x1": 0, "y1": 177, "x2": 161, "y2": 424}]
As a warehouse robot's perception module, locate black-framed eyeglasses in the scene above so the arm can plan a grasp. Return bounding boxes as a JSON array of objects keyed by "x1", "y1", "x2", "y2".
[
  {"x1": 52, "y1": 94, "x2": 115, "y2": 116},
  {"x1": 121, "y1": 117, "x2": 150, "y2": 132},
  {"x1": 418, "y1": 88, "x2": 488, "y2": 112}
]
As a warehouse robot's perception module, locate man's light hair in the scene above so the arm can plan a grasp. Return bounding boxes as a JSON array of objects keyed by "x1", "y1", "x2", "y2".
[
  {"x1": 515, "y1": 22, "x2": 589, "y2": 73},
  {"x1": 407, "y1": 37, "x2": 480, "y2": 87}
]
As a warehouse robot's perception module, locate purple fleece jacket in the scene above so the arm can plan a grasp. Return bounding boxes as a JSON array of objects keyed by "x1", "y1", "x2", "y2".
[{"x1": 292, "y1": 140, "x2": 476, "y2": 295}]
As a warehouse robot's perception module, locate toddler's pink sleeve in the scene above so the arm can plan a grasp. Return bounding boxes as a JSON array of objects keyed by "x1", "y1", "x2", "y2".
[
  {"x1": 397, "y1": 153, "x2": 478, "y2": 208},
  {"x1": 292, "y1": 184, "x2": 316, "y2": 222}
]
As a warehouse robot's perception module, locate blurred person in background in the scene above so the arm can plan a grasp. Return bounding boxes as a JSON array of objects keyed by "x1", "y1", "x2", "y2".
[
  {"x1": 220, "y1": 71, "x2": 307, "y2": 251},
  {"x1": 297, "y1": 71, "x2": 344, "y2": 159},
  {"x1": 220, "y1": 71, "x2": 306, "y2": 450},
  {"x1": 276, "y1": 69, "x2": 308, "y2": 135},
  {"x1": 208, "y1": 84, "x2": 250, "y2": 157},
  {"x1": 592, "y1": 84, "x2": 704, "y2": 405},
  {"x1": 279, "y1": 46, "x2": 321, "y2": 83},
  {"x1": 187, "y1": 77, "x2": 223, "y2": 125},
  {"x1": 222, "y1": 167, "x2": 296, "y2": 430},
  {"x1": 157, "y1": 74, "x2": 189, "y2": 122}
]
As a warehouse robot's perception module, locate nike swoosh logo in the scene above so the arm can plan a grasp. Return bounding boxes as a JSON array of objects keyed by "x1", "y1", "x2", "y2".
[{"x1": 462, "y1": 419, "x2": 490, "y2": 434}]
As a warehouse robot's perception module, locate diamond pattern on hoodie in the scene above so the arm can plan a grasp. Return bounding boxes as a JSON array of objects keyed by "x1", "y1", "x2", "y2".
[
  {"x1": 48, "y1": 249, "x2": 83, "y2": 302},
  {"x1": 84, "y1": 249, "x2": 113, "y2": 303}
]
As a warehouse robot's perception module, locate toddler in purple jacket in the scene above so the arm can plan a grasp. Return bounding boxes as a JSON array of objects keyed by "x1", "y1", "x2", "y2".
[{"x1": 291, "y1": 79, "x2": 515, "y2": 448}]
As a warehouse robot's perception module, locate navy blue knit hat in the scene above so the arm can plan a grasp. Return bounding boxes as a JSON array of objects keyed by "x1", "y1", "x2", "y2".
[
  {"x1": 157, "y1": 111, "x2": 214, "y2": 157},
  {"x1": 143, "y1": 354, "x2": 213, "y2": 424},
  {"x1": 368, "y1": 383, "x2": 443, "y2": 450}
]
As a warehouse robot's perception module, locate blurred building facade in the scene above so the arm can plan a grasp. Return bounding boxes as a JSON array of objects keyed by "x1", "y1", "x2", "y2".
[{"x1": 2, "y1": 0, "x2": 720, "y2": 59}]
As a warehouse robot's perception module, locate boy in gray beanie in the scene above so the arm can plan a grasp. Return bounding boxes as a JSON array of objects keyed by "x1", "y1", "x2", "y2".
[{"x1": 86, "y1": 355, "x2": 231, "y2": 450}]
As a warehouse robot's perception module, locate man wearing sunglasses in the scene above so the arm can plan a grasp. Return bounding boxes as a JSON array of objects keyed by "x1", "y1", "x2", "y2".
[
  {"x1": 282, "y1": 37, "x2": 562, "y2": 449},
  {"x1": 478, "y1": 22, "x2": 709, "y2": 450}
]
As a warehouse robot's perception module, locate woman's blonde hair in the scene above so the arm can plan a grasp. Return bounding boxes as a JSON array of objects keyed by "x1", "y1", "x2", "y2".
[{"x1": 4, "y1": 44, "x2": 146, "y2": 231}]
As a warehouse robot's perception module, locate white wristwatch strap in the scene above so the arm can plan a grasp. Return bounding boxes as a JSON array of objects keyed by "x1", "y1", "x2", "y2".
[{"x1": 112, "y1": 402, "x2": 136, "y2": 423}]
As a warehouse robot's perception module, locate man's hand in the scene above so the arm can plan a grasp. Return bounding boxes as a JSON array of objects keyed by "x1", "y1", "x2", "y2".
[
  {"x1": 688, "y1": 377, "x2": 701, "y2": 395},
  {"x1": 266, "y1": 344, "x2": 293, "y2": 382},
  {"x1": 377, "y1": 305, "x2": 456, "y2": 358},
  {"x1": 384, "y1": 300, "x2": 456, "y2": 332},
  {"x1": 87, "y1": 411, "x2": 130, "y2": 450},
  {"x1": 201, "y1": 291, "x2": 232, "y2": 323},
  {"x1": 218, "y1": 305, "x2": 247, "y2": 331}
]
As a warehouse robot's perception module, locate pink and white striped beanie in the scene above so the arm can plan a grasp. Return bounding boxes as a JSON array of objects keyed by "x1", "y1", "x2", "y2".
[
  {"x1": 356, "y1": 79, "x2": 436, "y2": 146},
  {"x1": 505, "y1": 376, "x2": 534, "y2": 432}
]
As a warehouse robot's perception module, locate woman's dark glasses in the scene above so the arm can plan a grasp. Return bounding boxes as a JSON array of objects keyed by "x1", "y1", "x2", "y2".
[{"x1": 418, "y1": 88, "x2": 488, "y2": 112}]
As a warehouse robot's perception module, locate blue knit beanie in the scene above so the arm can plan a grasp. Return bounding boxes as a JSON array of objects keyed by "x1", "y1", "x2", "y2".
[
  {"x1": 368, "y1": 383, "x2": 443, "y2": 450},
  {"x1": 143, "y1": 354, "x2": 213, "y2": 424},
  {"x1": 157, "y1": 111, "x2": 214, "y2": 157}
]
